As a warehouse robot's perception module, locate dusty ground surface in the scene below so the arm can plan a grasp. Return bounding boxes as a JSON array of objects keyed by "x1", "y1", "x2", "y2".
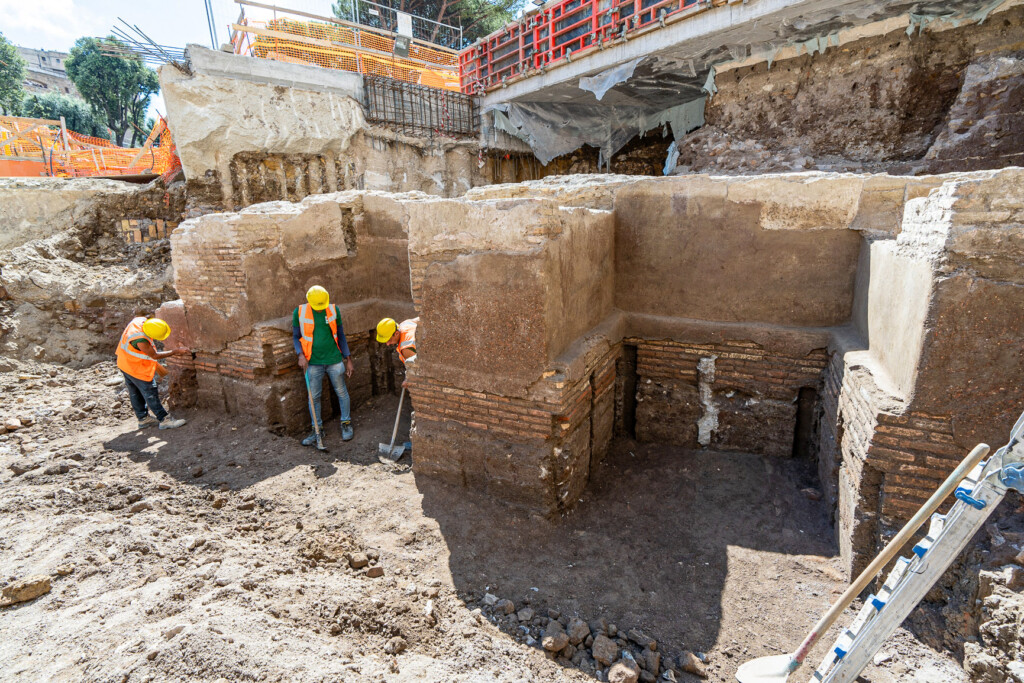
[{"x1": 0, "y1": 360, "x2": 972, "y2": 682}]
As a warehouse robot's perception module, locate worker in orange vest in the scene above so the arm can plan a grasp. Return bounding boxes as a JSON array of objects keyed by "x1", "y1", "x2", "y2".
[
  {"x1": 115, "y1": 316, "x2": 190, "y2": 430},
  {"x1": 293, "y1": 286, "x2": 355, "y2": 447},
  {"x1": 376, "y1": 317, "x2": 418, "y2": 386}
]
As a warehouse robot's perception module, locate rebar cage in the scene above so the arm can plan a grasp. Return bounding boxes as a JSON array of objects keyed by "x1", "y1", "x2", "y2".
[{"x1": 363, "y1": 76, "x2": 480, "y2": 138}]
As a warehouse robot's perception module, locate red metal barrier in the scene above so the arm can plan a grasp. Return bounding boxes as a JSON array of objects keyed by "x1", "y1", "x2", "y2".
[{"x1": 459, "y1": 0, "x2": 709, "y2": 94}]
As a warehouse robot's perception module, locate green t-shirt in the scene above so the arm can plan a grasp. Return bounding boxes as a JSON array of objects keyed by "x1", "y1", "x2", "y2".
[{"x1": 293, "y1": 306, "x2": 344, "y2": 365}]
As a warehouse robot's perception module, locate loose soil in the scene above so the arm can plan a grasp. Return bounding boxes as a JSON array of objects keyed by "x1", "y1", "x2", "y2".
[{"x1": 0, "y1": 361, "x2": 969, "y2": 682}]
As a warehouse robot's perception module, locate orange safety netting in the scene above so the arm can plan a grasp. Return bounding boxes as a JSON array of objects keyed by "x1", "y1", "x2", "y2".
[
  {"x1": 233, "y1": 17, "x2": 460, "y2": 91},
  {"x1": 0, "y1": 115, "x2": 181, "y2": 179}
]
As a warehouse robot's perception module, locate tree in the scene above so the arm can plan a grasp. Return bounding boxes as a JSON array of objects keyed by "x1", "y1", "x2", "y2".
[
  {"x1": 20, "y1": 92, "x2": 109, "y2": 138},
  {"x1": 332, "y1": 0, "x2": 522, "y2": 46},
  {"x1": 65, "y1": 37, "x2": 159, "y2": 147},
  {"x1": 0, "y1": 32, "x2": 26, "y2": 115}
]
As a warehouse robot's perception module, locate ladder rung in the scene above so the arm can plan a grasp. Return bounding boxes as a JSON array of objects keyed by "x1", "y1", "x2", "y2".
[{"x1": 882, "y1": 556, "x2": 912, "y2": 590}]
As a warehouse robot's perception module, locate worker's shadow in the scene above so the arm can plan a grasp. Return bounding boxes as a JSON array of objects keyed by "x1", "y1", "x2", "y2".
[
  {"x1": 417, "y1": 438, "x2": 836, "y2": 677},
  {"x1": 101, "y1": 412, "x2": 344, "y2": 488}
]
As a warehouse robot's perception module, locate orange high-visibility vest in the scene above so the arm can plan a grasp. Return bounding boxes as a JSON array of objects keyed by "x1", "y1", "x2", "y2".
[
  {"x1": 397, "y1": 318, "x2": 417, "y2": 365},
  {"x1": 116, "y1": 317, "x2": 158, "y2": 381},
  {"x1": 297, "y1": 304, "x2": 342, "y2": 361}
]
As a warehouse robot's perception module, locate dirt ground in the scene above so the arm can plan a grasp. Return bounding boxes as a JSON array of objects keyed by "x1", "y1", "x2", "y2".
[{"x1": 0, "y1": 360, "x2": 970, "y2": 682}]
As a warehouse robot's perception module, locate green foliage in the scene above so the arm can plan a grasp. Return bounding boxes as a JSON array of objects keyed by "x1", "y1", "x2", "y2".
[
  {"x1": 332, "y1": 0, "x2": 523, "y2": 46},
  {"x1": 65, "y1": 37, "x2": 159, "y2": 147},
  {"x1": 20, "y1": 92, "x2": 109, "y2": 138},
  {"x1": 0, "y1": 32, "x2": 26, "y2": 115}
]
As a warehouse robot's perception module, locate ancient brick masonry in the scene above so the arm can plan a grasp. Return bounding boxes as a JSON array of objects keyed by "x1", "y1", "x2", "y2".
[
  {"x1": 161, "y1": 170, "x2": 1024, "y2": 575},
  {"x1": 164, "y1": 191, "x2": 418, "y2": 429},
  {"x1": 634, "y1": 339, "x2": 827, "y2": 457}
]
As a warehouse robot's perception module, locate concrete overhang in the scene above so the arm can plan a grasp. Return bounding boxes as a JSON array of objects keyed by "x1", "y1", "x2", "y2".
[{"x1": 481, "y1": 0, "x2": 1011, "y2": 111}]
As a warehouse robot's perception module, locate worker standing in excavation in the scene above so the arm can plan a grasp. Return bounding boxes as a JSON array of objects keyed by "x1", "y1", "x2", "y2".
[
  {"x1": 376, "y1": 317, "x2": 418, "y2": 380},
  {"x1": 294, "y1": 286, "x2": 355, "y2": 447},
  {"x1": 116, "y1": 317, "x2": 190, "y2": 430}
]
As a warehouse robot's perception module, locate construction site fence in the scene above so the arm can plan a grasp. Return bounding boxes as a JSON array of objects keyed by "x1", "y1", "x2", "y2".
[
  {"x1": 459, "y1": 0, "x2": 715, "y2": 94},
  {"x1": 0, "y1": 115, "x2": 181, "y2": 179},
  {"x1": 364, "y1": 76, "x2": 479, "y2": 138},
  {"x1": 230, "y1": 13, "x2": 461, "y2": 92}
]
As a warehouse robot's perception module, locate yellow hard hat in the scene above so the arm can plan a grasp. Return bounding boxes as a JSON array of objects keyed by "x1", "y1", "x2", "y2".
[
  {"x1": 142, "y1": 318, "x2": 171, "y2": 341},
  {"x1": 376, "y1": 318, "x2": 397, "y2": 343},
  {"x1": 306, "y1": 285, "x2": 330, "y2": 311}
]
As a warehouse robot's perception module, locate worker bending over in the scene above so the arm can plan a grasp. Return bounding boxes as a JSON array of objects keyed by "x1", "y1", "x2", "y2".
[
  {"x1": 116, "y1": 316, "x2": 190, "y2": 430},
  {"x1": 294, "y1": 286, "x2": 355, "y2": 446},
  {"x1": 376, "y1": 317, "x2": 418, "y2": 381}
]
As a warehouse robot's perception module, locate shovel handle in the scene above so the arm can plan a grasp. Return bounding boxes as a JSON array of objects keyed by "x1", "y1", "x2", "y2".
[
  {"x1": 388, "y1": 386, "x2": 406, "y2": 450},
  {"x1": 790, "y1": 442, "x2": 990, "y2": 668}
]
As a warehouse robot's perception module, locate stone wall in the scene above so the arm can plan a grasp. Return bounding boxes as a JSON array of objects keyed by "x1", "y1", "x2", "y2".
[
  {"x1": 536, "y1": 2, "x2": 1024, "y2": 177},
  {"x1": 160, "y1": 46, "x2": 524, "y2": 214},
  {"x1": 814, "y1": 168, "x2": 1024, "y2": 575},
  {"x1": 0, "y1": 178, "x2": 181, "y2": 252},
  {"x1": 166, "y1": 190, "x2": 417, "y2": 429},
  {"x1": 164, "y1": 169, "x2": 1024, "y2": 574}
]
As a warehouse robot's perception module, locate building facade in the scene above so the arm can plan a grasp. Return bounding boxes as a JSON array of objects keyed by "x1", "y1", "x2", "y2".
[{"x1": 17, "y1": 47, "x2": 80, "y2": 99}]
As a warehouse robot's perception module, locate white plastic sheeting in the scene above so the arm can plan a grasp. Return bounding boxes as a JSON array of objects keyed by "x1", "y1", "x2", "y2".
[{"x1": 578, "y1": 58, "x2": 645, "y2": 101}]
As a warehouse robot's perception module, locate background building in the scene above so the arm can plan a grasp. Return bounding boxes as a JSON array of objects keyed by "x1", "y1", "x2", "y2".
[{"x1": 16, "y1": 46, "x2": 80, "y2": 99}]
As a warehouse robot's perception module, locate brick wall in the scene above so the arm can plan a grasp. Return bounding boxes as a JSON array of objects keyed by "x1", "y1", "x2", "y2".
[
  {"x1": 409, "y1": 344, "x2": 619, "y2": 513},
  {"x1": 633, "y1": 338, "x2": 828, "y2": 457},
  {"x1": 815, "y1": 347, "x2": 968, "y2": 576}
]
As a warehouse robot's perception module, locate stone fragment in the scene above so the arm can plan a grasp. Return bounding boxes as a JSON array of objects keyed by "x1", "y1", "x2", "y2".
[
  {"x1": 238, "y1": 501, "x2": 256, "y2": 511},
  {"x1": 365, "y1": 566, "x2": 384, "y2": 578},
  {"x1": 191, "y1": 466, "x2": 203, "y2": 478},
  {"x1": 5, "y1": 418, "x2": 22, "y2": 431},
  {"x1": 9, "y1": 459, "x2": 42, "y2": 476},
  {"x1": 495, "y1": 598, "x2": 516, "y2": 615},
  {"x1": 19, "y1": 415, "x2": 34, "y2": 427},
  {"x1": 628, "y1": 628, "x2": 656, "y2": 650},
  {"x1": 349, "y1": 553, "x2": 369, "y2": 569},
  {"x1": 609, "y1": 657, "x2": 640, "y2": 683},
  {"x1": 591, "y1": 633, "x2": 620, "y2": 666},
  {"x1": 0, "y1": 575, "x2": 51, "y2": 607},
  {"x1": 384, "y1": 636, "x2": 407, "y2": 654},
  {"x1": 55, "y1": 564, "x2": 74, "y2": 576},
  {"x1": 517, "y1": 607, "x2": 535, "y2": 622},
  {"x1": 802, "y1": 487, "x2": 823, "y2": 501},
  {"x1": 642, "y1": 648, "x2": 660, "y2": 673},
  {"x1": 212, "y1": 497, "x2": 226, "y2": 509},
  {"x1": 542, "y1": 621, "x2": 569, "y2": 652},
  {"x1": 482, "y1": 593, "x2": 498, "y2": 606},
  {"x1": 129, "y1": 501, "x2": 152, "y2": 514},
  {"x1": 679, "y1": 651, "x2": 707, "y2": 678},
  {"x1": 567, "y1": 617, "x2": 590, "y2": 645}
]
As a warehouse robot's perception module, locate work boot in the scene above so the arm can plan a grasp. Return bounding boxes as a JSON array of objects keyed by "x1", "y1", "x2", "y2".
[
  {"x1": 158, "y1": 415, "x2": 187, "y2": 430},
  {"x1": 302, "y1": 432, "x2": 320, "y2": 447},
  {"x1": 341, "y1": 421, "x2": 354, "y2": 441},
  {"x1": 137, "y1": 415, "x2": 158, "y2": 430}
]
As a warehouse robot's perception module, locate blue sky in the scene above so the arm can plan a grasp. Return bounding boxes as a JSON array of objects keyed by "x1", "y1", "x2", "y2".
[{"x1": 0, "y1": 0, "x2": 339, "y2": 117}]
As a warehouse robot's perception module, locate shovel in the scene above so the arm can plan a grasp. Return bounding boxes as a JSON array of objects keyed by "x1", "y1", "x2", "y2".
[
  {"x1": 378, "y1": 386, "x2": 407, "y2": 462},
  {"x1": 736, "y1": 442, "x2": 990, "y2": 683}
]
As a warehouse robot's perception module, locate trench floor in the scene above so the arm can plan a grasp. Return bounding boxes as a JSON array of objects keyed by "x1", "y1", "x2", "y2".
[{"x1": 0, "y1": 361, "x2": 968, "y2": 682}]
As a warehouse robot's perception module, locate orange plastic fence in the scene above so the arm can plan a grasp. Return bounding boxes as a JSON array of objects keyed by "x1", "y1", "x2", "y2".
[
  {"x1": 0, "y1": 115, "x2": 181, "y2": 179},
  {"x1": 233, "y1": 17, "x2": 460, "y2": 91}
]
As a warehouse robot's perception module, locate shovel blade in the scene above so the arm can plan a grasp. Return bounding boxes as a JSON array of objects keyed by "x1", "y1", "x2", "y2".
[
  {"x1": 736, "y1": 654, "x2": 794, "y2": 683},
  {"x1": 378, "y1": 443, "x2": 406, "y2": 461}
]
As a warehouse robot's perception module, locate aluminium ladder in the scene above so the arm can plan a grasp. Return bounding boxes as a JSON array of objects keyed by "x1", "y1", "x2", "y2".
[{"x1": 811, "y1": 409, "x2": 1024, "y2": 683}]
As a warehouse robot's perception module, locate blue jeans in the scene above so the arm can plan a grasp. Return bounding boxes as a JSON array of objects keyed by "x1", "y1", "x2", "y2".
[
  {"x1": 122, "y1": 370, "x2": 168, "y2": 422},
  {"x1": 305, "y1": 362, "x2": 350, "y2": 430}
]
